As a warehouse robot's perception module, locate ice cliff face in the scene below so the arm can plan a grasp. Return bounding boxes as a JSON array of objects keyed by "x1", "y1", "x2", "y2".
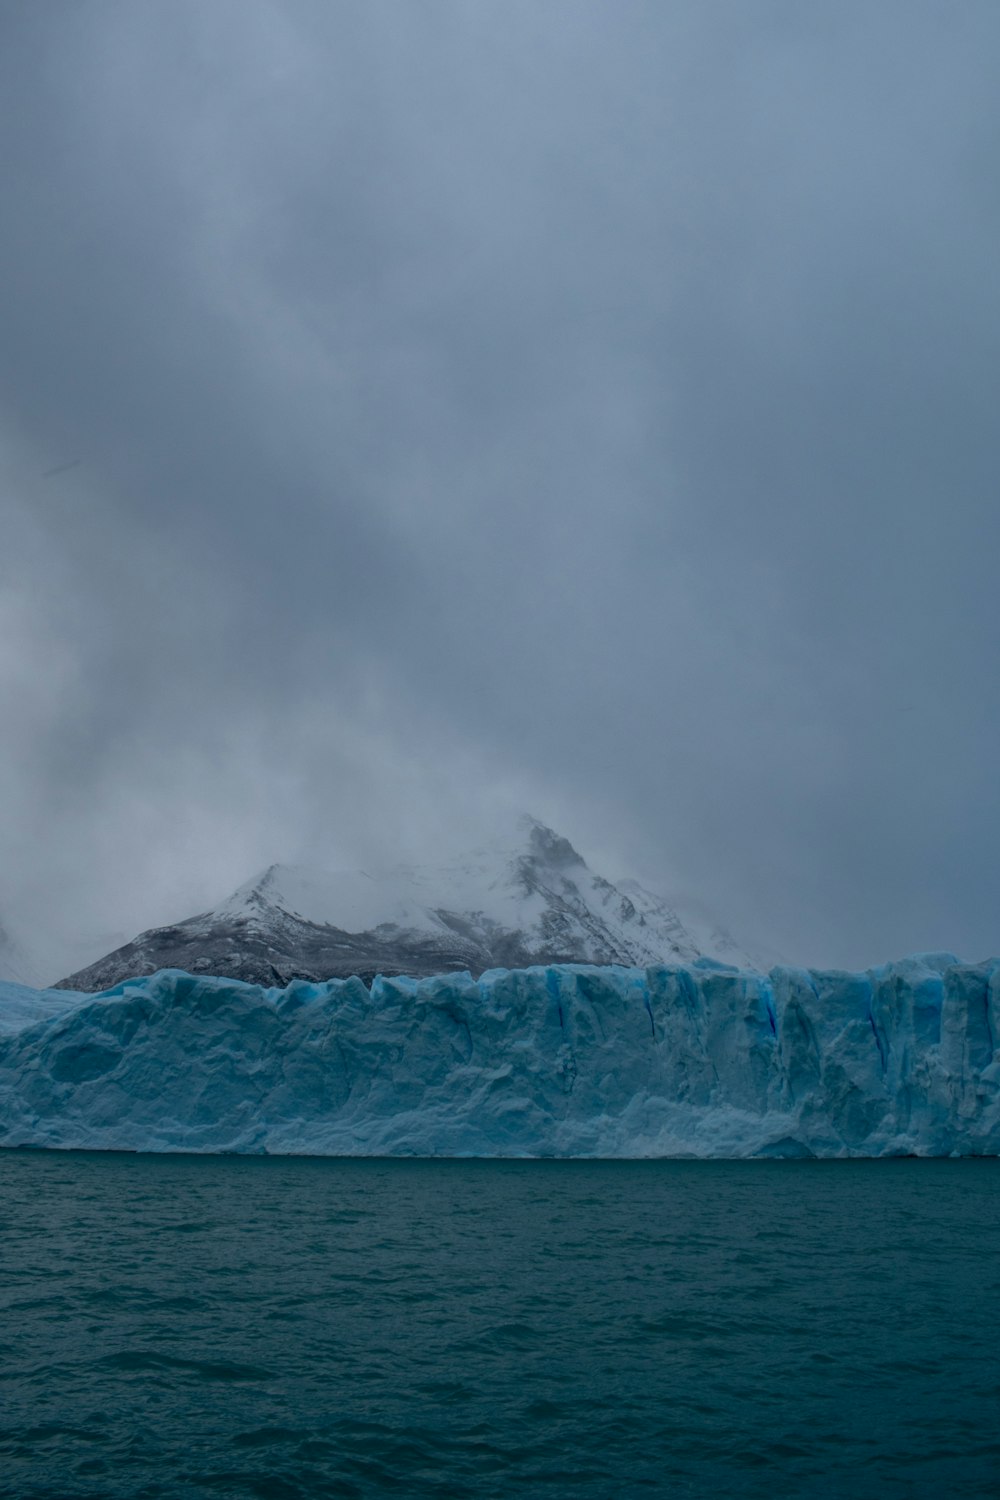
[
  {"x1": 55, "y1": 818, "x2": 762, "y2": 991},
  {"x1": 3, "y1": 953, "x2": 999, "y2": 1157}
]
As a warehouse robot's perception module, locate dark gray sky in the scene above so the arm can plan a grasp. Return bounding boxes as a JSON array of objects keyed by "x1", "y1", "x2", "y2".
[{"x1": 1, "y1": 0, "x2": 998, "y2": 969}]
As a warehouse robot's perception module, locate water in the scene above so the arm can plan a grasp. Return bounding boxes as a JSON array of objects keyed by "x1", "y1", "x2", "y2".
[{"x1": 2, "y1": 1155, "x2": 999, "y2": 1498}]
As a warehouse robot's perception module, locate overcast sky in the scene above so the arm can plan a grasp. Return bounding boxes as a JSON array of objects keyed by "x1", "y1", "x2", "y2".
[{"x1": 1, "y1": 0, "x2": 998, "y2": 972}]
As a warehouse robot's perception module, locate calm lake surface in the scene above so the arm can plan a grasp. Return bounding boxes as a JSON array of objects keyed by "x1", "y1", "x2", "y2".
[{"x1": 2, "y1": 1154, "x2": 999, "y2": 1498}]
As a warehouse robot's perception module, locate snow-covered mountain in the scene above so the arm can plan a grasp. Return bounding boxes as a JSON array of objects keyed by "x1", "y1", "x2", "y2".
[{"x1": 56, "y1": 817, "x2": 762, "y2": 991}]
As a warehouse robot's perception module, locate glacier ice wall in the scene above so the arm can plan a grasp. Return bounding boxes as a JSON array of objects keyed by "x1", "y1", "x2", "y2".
[{"x1": 1, "y1": 956, "x2": 999, "y2": 1157}]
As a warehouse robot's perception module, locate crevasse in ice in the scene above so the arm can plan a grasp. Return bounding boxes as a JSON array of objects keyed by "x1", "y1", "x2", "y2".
[{"x1": 1, "y1": 955, "x2": 998, "y2": 1157}]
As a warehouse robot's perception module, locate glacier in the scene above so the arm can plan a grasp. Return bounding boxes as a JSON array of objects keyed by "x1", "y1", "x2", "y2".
[{"x1": 1, "y1": 955, "x2": 999, "y2": 1157}]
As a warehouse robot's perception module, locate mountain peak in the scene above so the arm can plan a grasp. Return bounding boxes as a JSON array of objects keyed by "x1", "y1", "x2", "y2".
[{"x1": 518, "y1": 816, "x2": 585, "y2": 870}]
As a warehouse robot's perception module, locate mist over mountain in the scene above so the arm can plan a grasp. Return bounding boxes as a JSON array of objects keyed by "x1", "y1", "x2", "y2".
[
  {"x1": 56, "y1": 818, "x2": 767, "y2": 991},
  {"x1": 0, "y1": 919, "x2": 38, "y2": 989},
  {"x1": 2, "y1": 4, "x2": 998, "y2": 977},
  {"x1": 0, "y1": 906, "x2": 129, "y2": 993}
]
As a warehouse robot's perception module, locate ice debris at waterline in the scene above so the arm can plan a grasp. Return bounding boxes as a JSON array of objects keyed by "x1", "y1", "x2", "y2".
[{"x1": 1, "y1": 956, "x2": 999, "y2": 1157}]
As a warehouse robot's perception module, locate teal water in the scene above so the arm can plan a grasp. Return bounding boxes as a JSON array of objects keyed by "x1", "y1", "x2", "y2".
[{"x1": 1, "y1": 1155, "x2": 999, "y2": 1498}]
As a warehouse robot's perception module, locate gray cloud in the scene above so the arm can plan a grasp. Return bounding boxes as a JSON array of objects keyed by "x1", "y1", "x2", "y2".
[{"x1": 1, "y1": 0, "x2": 998, "y2": 971}]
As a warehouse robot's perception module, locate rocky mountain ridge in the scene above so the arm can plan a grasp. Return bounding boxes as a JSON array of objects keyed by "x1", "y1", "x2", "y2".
[{"x1": 56, "y1": 818, "x2": 761, "y2": 991}]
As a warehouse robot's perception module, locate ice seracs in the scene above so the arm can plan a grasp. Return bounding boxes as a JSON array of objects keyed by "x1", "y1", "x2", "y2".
[{"x1": 2, "y1": 952, "x2": 999, "y2": 1158}]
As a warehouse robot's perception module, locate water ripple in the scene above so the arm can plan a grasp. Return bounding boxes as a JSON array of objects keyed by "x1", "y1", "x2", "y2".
[{"x1": 2, "y1": 1154, "x2": 1000, "y2": 1497}]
